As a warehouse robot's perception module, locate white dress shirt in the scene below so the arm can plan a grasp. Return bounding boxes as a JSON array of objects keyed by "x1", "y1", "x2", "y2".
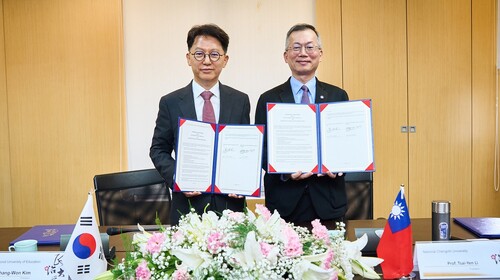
[{"x1": 192, "y1": 80, "x2": 221, "y2": 123}]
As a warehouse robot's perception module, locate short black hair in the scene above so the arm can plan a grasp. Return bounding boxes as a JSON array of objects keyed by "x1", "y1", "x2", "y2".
[
  {"x1": 187, "y1": 24, "x2": 229, "y2": 53},
  {"x1": 285, "y1": 23, "x2": 322, "y2": 50}
]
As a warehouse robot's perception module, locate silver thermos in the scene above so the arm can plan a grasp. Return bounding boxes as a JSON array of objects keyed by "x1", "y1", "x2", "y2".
[{"x1": 432, "y1": 200, "x2": 451, "y2": 241}]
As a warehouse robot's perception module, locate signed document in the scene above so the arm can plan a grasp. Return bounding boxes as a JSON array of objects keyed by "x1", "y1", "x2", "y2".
[
  {"x1": 319, "y1": 101, "x2": 374, "y2": 172},
  {"x1": 174, "y1": 118, "x2": 264, "y2": 197},
  {"x1": 266, "y1": 103, "x2": 319, "y2": 173},
  {"x1": 266, "y1": 100, "x2": 374, "y2": 173},
  {"x1": 214, "y1": 125, "x2": 264, "y2": 196}
]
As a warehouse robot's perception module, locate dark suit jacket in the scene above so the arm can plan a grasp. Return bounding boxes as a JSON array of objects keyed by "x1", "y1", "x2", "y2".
[
  {"x1": 150, "y1": 81, "x2": 250, "y2": 224},
  {"x1": 255, "y1": 77, "x2": 349, "y2": 222}
]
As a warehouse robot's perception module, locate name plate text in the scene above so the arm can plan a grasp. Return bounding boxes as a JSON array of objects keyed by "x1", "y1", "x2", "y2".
[
  {"x1": 0, "y1": 252, "x2": 65, "y2": 279},
  {"x1": 414, "y1": 240, "x2": 500, "y2": 279}
]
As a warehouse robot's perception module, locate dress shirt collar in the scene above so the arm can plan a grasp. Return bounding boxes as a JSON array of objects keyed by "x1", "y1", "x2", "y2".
[
  {"x1": 192, "y1": 80, "x2": 220, "y2": 99},
  {"x1": 290, "y1": 76, "x2": 316, "y2": 104},
  {"x1": 191, "y1": 80, "x2": 220, "y2": 123}
]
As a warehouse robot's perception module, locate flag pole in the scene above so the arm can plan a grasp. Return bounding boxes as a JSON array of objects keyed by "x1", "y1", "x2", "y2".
[{"x1": 398, "y1": 184, "x2": 415, "y2": 280}]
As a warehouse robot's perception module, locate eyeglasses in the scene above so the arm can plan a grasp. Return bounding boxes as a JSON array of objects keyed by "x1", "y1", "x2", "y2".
[
  {"x1": 287, "y1": 44, "x2": 321, "y2": 54},
  {"x1": 190, "y1": 51, "x2": 225, "y2": 62}
]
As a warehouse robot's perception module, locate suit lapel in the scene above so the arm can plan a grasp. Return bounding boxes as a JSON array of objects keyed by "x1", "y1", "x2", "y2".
[
  {"x1": 219, "y1": 84, "x2": 232, "y2": 123},
  {"x1": 177, "y1": 83, "x2": 197, "y2": 120},
  {"x1": 315, "y1": 79, "x2": 330, "y2": 103},
  {"x1": 278, "y1": 78, "x2": 295, "y2": 103}
]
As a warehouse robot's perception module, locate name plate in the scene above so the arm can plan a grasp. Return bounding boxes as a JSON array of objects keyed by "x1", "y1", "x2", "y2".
[
  {"x1": 414, "y1": 240, "x2": 500, "y2": 279},
  {"x1": 0, "y1": 251, "x2": 65, "y2": 279}
]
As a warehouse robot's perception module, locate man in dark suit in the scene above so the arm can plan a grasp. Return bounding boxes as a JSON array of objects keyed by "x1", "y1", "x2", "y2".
[
  {"x1": 150, "y1": 24, "x2": 250, "y2": 225},
  {"x1": 255, "y1": 23, "x2": 349, "y2": 228}
]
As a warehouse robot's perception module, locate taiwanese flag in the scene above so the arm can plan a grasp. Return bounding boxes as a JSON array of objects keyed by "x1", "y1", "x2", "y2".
[{"x1": 376, "y1": 186, "x2": 413, "y2": 279}]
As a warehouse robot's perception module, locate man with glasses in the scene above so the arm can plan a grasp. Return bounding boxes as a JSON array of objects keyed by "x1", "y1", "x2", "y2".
[
  {"x1": 255, "y1": 23, "x2": 349, "y2": 229},
  {"x1": 151, "y1": 24, "x2": 250, "y2": 225}
]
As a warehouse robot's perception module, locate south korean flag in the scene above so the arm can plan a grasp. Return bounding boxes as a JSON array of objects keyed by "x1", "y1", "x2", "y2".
[{"x1": 62, "y1": 192, "x2": 107, "y2": 279}]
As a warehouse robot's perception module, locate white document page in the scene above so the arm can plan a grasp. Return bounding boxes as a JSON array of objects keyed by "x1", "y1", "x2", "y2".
[
  {"x1": 214, "y1": 125, "x2": 264, "y2": 196},
  {"x1": 320, "y1": 100, "x2": 374, "y2": 172},
  {"x1": 267, "y1": 103, "x2": 318, "y2": 173},
  {"x1": 174, "y1": 119, "x2": 215, "y2": 192}
]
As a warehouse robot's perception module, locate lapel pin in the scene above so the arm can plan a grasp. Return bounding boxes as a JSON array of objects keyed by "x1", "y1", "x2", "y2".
[{"x1": 320, "y1": 95, "x2": 324, "y2": 99}]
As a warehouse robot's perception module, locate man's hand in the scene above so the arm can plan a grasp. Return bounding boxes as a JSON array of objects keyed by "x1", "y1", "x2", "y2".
[
  {"x1": 184, "y1": 191, "x2": 243, "y2": 199},
  {"x1": 184, "y1": 191, "x2": 202, "y2": 197},
  {"x1": 228, "y1": 193, "x2": 244, "y2": 199},
  {"x1": 317, "y1": 171, "x2": 344, "y2": 178},
  {"x1": 290, "y1": 171, "x2": 314, "y2": 180}
]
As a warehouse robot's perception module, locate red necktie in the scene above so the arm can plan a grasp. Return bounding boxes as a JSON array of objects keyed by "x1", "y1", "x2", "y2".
[
  {"x1": 301, "y1": 85, "x2": 310, "y2": 104},
  {"x1": 201, "y1": 91, "x2": 216, "y2": 123}
]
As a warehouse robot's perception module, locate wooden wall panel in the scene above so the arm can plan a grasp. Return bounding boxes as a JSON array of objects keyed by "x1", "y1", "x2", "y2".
[
  {"x1": 472, "y1": 0, "x2": 500, "y2": 216},
  {"x1": 317, "y1": 0, "x2": 498, "y2": 219},
  {"x1": 0, "y1": 0, "x2": 13, "y2": 226},
  {"x1": 341, "y1": 0, "x2": 408, "y2": 218},
  {"x1": 316, "y1": 0, "x2": 343, "y2": 87},
  {"x1": 407, "y1": 0, "x2": 472, "y2": 217},
  {"x1": 3, "y1": 0, "x2": 125, "y2": 226}
]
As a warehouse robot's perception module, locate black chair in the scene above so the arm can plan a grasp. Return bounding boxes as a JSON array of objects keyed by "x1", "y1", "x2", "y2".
[
  {"x1": 344, "y1": 172, "x2": 373, "y2": 220},
  {"x1": 94, "y1": 168, "x2": 171, "y2": 226}
]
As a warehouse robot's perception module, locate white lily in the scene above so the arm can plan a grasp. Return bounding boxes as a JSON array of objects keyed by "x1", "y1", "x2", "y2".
[
  {"x1": 230, "y1": 230, "x2": 281, "y2": 268},
  {"x1": 180, "y1": 212, "x2": 206, "y2": 243},
  {"x1": 245, "y1": 207, "x2": 257, "y2": 221},
  {"x1": 302, "y1": 251, "x2": 329, "y2": 263},
  {"x1": 200, "y1": 210, "x2": 219, "y2": 228},
  {"x1": 243, "y1": 231, "x2": 262, "y2": 265},
  {"x1": 171, "y1": 247, "x2": 212, "y2": 270},
  {"x1": 343, "y1": 233, "x2": 383, "y2": 279},
  {"x1": 231, "y1": 231, "x2": 262, "y2": 267},
  {"x1": 254, "y1": 210, "x2": 284, "y2": 240},
  {"x1": 294, "y1": 259, "x2": 335, "y2": 280},
  {"x1": 132, "y1": 224, "x2": 153, "y2": 253},
  {"x1": 133, "y1": 223, "x2": 153, "y2": 242}
]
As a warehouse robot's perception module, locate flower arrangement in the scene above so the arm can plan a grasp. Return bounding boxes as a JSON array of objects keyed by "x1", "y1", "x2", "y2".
[{"x1": 96, "y1": 205, "x2": 382, "y2": 280}]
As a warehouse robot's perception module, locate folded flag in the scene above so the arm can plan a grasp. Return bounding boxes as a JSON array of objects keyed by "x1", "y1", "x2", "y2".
[
  {"x1": 62, "y1": 192, "x2": 107, "y2": 279},
  {"x1": 376, "y1": 186, "x2": 413, "y2": 279}
]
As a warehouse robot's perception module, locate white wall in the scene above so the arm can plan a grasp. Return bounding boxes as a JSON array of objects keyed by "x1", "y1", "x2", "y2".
[{"x1": 123, "y1": 0, "x2": 314, "y2": 170}]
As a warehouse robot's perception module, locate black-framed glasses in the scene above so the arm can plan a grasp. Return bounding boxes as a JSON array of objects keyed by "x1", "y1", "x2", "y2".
[
  {"x1": 190, "y1": 51, "x2": 225, "y2": 62},
  {"x1": 287, "y1": 44, "x2": 321, "y2": 54}
]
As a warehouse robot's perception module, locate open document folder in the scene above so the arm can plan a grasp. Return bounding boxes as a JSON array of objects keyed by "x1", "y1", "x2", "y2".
[
  {"x1": 454, "y1": 217, "x2": 500, "y2": 238},
  {"x1": 173, "y1": 118, "x2": 264, "y2": 197},
  {"x1": 266, "y1": 99, "x2": 375, "y2": 174}
]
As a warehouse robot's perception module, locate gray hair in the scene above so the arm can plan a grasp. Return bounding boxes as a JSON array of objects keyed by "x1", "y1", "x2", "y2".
[{"x1": 285, "y1": 23, "x2": 322, "y2": 50}]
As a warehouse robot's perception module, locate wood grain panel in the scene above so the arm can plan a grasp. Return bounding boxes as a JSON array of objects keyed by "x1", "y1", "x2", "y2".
[
  {"x1": 472, "y1": 0, "x2": 500, "y2": 216},
  {"x1": 0, "y1": 0, "x2": 13, "y2": 226},
  {"x1": 246, "y1": 198, "x2": 265, "y2": 214},
  {"x1": 341, "y1": 0, "x2": 408, "y2": 218},
  {"x1": 316, "y1": 0, "x2": 343, "y2": 87},
  {"x1": 407, "y1": 0, "x2": 472, "y2": 218},
  {"x1": 3, "y1": 0, "x2": 125, "y2": 226}
]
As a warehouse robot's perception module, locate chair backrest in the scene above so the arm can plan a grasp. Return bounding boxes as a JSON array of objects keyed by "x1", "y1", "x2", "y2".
[
  {"x1": 344, "y1": 172, "x2": 373, "y2": 220},
  {"x1": 94, "y1": 168, "x2": 171, "y2": 226}
]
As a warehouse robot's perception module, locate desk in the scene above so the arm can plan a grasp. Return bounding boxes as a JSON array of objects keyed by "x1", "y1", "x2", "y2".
[
  {"x1": 0, "y1": 219, "x2": 478, "y2": 252},
  {"x1": 0, "y1": 219, "x2": 482, "y2": 280},
  {"x1": 345, "y1": 218, "x2": 477, "y2": 243},
  {"x1": 0, "y1": 226, "x2": 159, "y2": 253}
]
